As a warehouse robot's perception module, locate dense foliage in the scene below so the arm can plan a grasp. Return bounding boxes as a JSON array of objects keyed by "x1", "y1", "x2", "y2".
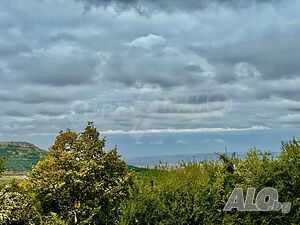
[
  {"x1": 23, "y1": 122, "x2": 134, "y2": 224},
  {"x1": 0, "y1": 156, "x2": 5, "y2": 176},
  {"x1": 118, "y1": 140, "x2": 300, "y2": 225},
  {"x1": 0, "y1": 124, "x2": 300, "y2": 224}
]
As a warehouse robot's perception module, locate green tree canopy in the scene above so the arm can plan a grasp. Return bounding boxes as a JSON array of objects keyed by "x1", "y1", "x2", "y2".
[{"x1": 25, "y1": 122, "x2": 133, "y2": 224}]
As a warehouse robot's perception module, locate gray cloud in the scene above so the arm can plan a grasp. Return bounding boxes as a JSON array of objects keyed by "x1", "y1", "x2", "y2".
[
  {"x1": 102, "y1": 44, "x2": 212, "y2": 88},
  {"x1": 191, "y1": 33, "x2": 300, "y2": 83},
  {"x1": 7, "y1": 44, "x2": 103, "y2": 86},
  {"x1": 0, "y1": 43, "x2": 30, "y2": 58},
  {"x1": 76, "y1": 0, "x2": 280, "y2": 13},
  {"x1": 0, "y1": 86, "x2": 75, "y2": 104},
  {"x1": 3, "y1": 104, "x2": 68, "y2": 117}
]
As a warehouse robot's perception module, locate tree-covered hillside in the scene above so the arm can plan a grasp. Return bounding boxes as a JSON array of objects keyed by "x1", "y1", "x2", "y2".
[{"x1": 0, "y1": 142, "x2": 47, "y2": 171}]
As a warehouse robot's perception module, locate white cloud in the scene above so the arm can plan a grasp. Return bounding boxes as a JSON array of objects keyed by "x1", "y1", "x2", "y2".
[
  {"x1": 235, "y1": 62, "x2": 261, "y2": 78},
  {"x1": 100, "y1": 126, "x2": 270, "y2": 135},
  {"x1": 202, "y1": 138, "x2": 225, "y2": 144},
  {"x1": 127, "y1": 34, "x2": 167, "y2": 50},
  {"x1": 176, "y1": 139, "x2": 187, "y2": 144},
  {"x1": 134, "y1": 141, "x2": 143, "y2": 145}
]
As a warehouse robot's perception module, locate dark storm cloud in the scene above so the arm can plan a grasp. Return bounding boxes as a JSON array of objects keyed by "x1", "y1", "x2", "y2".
[{"x1": 76, "y1": 0, "x2": 280, "y2": 13}]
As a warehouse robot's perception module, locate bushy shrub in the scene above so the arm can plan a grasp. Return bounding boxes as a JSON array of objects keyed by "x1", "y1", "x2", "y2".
[
  {"x1": 0, "y1": 180, "x2": 28, "y2": 225},
  {"x1": 118, "y1": 139, "x2": 300, "y2": 225}
]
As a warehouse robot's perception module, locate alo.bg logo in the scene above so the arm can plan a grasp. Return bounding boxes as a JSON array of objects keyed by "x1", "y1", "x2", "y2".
[{"x1": 224, "y1": 187, "x2": 291, "y2": 213}]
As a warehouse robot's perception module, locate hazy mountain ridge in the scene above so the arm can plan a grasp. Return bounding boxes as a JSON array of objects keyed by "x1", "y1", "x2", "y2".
[{"x1": 126, "y1": 151, "x2": 281, "y2": 167}]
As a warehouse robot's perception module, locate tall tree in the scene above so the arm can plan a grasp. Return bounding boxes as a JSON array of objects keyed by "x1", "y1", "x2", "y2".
[{"x1": 25, "y1": 122, "x2": 133, "y2": 224}]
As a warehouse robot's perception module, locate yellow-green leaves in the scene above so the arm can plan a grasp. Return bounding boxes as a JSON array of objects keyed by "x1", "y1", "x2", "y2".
[{"x1": 24, "y1": 122, "x2": 133, "y2": 224}]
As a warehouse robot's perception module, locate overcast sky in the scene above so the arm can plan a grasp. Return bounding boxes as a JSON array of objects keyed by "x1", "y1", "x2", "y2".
[{"x1": 0, "y1": 0, "x2": 300, "y2": 151}]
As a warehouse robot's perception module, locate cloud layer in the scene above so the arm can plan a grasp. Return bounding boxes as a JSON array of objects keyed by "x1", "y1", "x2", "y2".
[
  {"x1": 0, "y1": 0, "x2": 300, "y2": 147},
  {"x1": 77, "y1": 0, "x2": 281, "y2": 13}
]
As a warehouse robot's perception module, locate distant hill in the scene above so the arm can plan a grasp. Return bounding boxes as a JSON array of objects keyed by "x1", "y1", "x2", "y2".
[
  {"x1": 127, "y1": 164, "x2": 148, "y2": 172},
  {"x1": 0, "y1": 141, "x2": 144, "y2": 173},
  {"x1": 0, "y1": 141, "x2": 47, "y2": 172}
]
